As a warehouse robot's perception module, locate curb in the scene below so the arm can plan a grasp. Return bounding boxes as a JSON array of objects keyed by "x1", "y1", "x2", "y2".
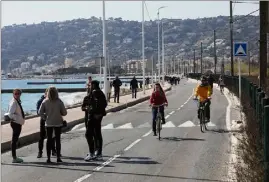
[{"x1": 1, "y1": 85, "x2": 171, "y2": 153}]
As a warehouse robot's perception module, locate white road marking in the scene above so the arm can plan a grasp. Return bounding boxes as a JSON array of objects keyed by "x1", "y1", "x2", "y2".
[
  {"x1": 75, "y1": 155, "x2": 121, "y2": 182},
  {"x1": 162, "y1": 121, "x2": 176, "y2": 128},
  {"x1": 169, "y1": 111, "x2": 175, "y2": 115},
  {"x1": 184, "y1": 102, "x2": 188, "y2": 105},
  {"x1": 142, "y1": 130, "x2": 152, "y2": 137},
  {"x1": 74, "y1": 174, "x2": 92, "y2": 182},
  {"x1": 180, "y1": 105, "x2": 184, "y2": 107},
  {"x1": 178, "y1": 121, "x2": 196, "y2": 127},
  {"x1": 124, "y1": 139, "x2": 142, "y2": 151},
  {"x1": 116, "y1": 123, "x2": 133, "y2": 129},
  {"x1": 177, "y1": 108, "x2": 181, "y2": 110},
  {"x1": 165, "y1": 115, "x2": 170, "y2": 119},
  {"x1": 102, "y1": 123, "x2": 114, "y2": 129},
  {"x1": 137, "y1": 122, "x2": 151, "y2": 128}
]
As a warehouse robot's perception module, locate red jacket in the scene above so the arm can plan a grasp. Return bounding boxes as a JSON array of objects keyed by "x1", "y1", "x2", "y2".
[{"x1": 150, "y1": 91, "x2": 168, "y2": 106}]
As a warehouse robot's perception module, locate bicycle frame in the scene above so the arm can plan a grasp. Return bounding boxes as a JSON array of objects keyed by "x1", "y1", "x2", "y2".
[{"x1": 152, "y1": 104, "x2": 165, "y2": 140}]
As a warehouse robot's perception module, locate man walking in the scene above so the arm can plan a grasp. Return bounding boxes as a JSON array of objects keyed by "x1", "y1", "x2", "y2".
[
  {"x1": 130, "y1": 76, "x2": 138, "y2": 99},
  {"x1": 112, "y1": 76, "x2": 122, "y2": 103},
  {"x1": 82, "y1": 80, "x2": 107, "y2": 161}
]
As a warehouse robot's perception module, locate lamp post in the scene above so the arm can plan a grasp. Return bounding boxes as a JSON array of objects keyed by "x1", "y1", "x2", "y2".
[
  {"x1": 142, "y1": 1, "x2": 145, "y2": 94},
  {"x1": 102, "y1": 0, "x2": 107, "y2": 98},
  {"x1": 157, "y1": 6, "x2": 167, "y2": 82}
]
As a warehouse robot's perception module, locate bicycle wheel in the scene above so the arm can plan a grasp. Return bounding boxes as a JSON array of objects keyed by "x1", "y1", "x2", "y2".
[
  {"x1": 200, "y1": 109, "x2": 205, "y2": 133},
  {"x1": 156, "y1": 115, "x2": 162, "y2": 140}
]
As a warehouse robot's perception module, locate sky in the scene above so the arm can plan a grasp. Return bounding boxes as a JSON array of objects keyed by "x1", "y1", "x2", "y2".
[{"x1": 1, "y1": 1, "x2": 259, "y2": 27}]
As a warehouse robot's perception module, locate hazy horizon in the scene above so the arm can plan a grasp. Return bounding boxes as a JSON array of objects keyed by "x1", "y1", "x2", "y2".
[{"x1": 1, "y1": 1, "x2": 259, "y2": 27}]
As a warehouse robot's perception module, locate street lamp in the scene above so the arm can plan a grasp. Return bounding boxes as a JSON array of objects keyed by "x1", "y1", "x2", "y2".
[
  {"x1": 102, "y1": 0, "x2": 107, "y2": 99},
  {"x1": 142, "y1": 1, "x2": 145, "y2": 94},
  {"x1": 157, "y1": 6, "x2": 167, "y2": 82}
]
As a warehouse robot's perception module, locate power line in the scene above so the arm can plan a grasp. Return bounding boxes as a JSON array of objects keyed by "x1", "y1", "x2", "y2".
[
  {"x1": 233, "y1": 9, "x2": 259, "y2": 23},
  {"x1": 144, "y1": 2, "x2": 152, "y2": 21}
]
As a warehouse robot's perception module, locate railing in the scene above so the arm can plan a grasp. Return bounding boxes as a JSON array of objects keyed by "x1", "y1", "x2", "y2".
[{"x1": 188, "y1": 73, "x2": 269, "y2": 181}]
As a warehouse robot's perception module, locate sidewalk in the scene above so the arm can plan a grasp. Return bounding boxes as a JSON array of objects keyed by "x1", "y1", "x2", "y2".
[{"x1": 1, "y1": 83, "x2": 171, "y2": 152}]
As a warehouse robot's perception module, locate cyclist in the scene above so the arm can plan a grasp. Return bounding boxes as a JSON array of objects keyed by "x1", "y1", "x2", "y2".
[
  {"x1": 218, "y1": 75, "x2": 225, "y2": 93},
  {"x1": 207, "y1": 74, "x2": 215, "y2": 93},
  {"x1": 193, "y1": 76, "x2": 212, "y2": 122},
  {"x1": 149, "y1": 83, "x2": 168, "y2": 136}
]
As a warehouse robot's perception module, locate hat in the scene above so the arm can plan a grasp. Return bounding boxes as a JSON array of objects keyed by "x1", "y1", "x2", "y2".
[{"x1": 91, "y1": 80, "x2": 100, "y2": 87}]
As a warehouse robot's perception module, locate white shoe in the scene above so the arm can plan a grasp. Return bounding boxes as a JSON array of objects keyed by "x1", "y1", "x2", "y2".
[{"x1": 85, "y1": 154, "x2": 96, "y2": 161}]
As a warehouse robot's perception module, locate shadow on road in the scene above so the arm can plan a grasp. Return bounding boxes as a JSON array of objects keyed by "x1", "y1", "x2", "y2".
[
  {"x1": 207, "y1": 128, "x2": 243, "y2": 134},
  {"x1": 161, "y1": 137, "x2": 205, "y2": 142}
]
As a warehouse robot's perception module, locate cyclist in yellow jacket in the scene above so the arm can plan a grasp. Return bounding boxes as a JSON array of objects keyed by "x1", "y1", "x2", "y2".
[{"x1": 193, "y1": 76, "x2": 212, "y2": 122}]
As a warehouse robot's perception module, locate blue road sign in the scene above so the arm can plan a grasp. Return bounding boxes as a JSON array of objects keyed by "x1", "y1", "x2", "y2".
[{"x1": 234, "y1": 42, "x2": 248, "y2": 57}]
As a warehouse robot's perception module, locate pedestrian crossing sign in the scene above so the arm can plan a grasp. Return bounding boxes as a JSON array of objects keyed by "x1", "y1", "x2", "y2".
[{"x1": 234, "y1": 42, "x2": 248, "y2": 57}]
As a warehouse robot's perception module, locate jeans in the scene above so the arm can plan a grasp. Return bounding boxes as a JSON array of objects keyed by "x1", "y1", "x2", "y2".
[
  {"x1": 132, "y1": 88, "x2": 137, "y2": 98},
  {"x1": 107, "y1": 92, "x2": 111, "y2": 102},
  {"x1": 152, "y1": 106, "x2": 165, "y2": 132},
  {"x1": 38, "y1": 119, "x2": 56, "y2": 153},
  {"x1": 11, "y1": 122, "x2": 22, "y2": 159},
  {"x1": 85, "y1": 115, "x2": 103, "y2": 155},
  {"x1": 46, "y1": 127, "x2": 62, "y2": 159},
  {"x1": 114, "y1": 89, "x2": 120, "y2": 103},
  {"x1": 198, "y1": 100, "x2": 211, "y2": 120}
]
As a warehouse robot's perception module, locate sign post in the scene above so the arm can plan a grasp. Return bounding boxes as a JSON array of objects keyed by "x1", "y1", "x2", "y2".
[{"x1": 234, "y1": 42, "x2": 248, "y2": 120}]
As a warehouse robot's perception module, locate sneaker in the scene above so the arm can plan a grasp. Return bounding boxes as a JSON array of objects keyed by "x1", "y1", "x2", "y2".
[
  {"x1": 153, "y1": 132, "x2": 157, "y2": 136},
  {"x1": 37, "y1": 152, "x2": 42, "y2": 158},
  {"x1": 57, "y1": 158, "x2": 63, "y2": 163},
  {"x1": 161, "y1": 121, "x2": 166, "y2": 125},
  {"x1": 85, "y1": 154, "x2": 96, "y2": 161},
  {"x1": 12, "y1": 157, "x2": 23, "y2": 163},
  {"x1": 47, "y1": 159, "x2": 52, "y2": 163},
  {"x1": 95, "y1": 154, "x2": 103, "y2": 160}
]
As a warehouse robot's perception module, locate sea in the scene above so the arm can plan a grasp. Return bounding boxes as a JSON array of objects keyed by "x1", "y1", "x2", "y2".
[{"x1": 1, "y1": 76, "x2": 133, "y2": 120}]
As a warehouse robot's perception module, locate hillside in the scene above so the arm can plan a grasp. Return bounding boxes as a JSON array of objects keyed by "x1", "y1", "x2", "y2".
[{"x1": 1, "y1": 15, "x2": 259, "y2": 71}]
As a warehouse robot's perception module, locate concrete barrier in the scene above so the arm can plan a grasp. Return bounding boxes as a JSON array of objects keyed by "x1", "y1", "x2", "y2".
[{"x1": 1, "y1": 85, "x2": 171, "y2": 153}]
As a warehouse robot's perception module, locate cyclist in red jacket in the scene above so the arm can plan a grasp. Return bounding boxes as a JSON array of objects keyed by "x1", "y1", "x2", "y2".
[{"x1": 150, "y1": 83, "x2": 168, "y2": 136}]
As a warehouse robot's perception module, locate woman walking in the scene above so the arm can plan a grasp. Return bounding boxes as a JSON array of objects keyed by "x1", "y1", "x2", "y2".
[
  {"x1": 38, "y1": 86, "x2": 67, "y2": 163},
  {"x1": 7, "y1": 89, "x2": 25, "y2": 163}
]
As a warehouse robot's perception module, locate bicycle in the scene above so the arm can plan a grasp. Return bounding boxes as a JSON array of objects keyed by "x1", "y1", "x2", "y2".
[
  {"x1": 193, "y1": 98, "x2": 211, "y2": 133},
  {"x1": 151, "y1": 104, "x2": 165, "y2": 140},
  {"x1": 219, "y1": 85, "x2": 224, "y2": 94}
]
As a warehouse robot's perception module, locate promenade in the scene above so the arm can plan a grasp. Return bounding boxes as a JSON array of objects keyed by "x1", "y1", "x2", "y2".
[{"x1": 1, "y1": 83, "x2": 171, "y2": 152}]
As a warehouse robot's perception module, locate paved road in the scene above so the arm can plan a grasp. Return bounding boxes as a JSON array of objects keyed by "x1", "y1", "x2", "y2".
[{"x1": 2, "y1": 79, "x2": 230, "y2": 182}]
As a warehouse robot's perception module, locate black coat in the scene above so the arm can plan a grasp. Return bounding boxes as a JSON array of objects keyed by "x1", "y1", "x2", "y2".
[
  {"x1": 130, "y1": 79, "x2": 138, "y2": 89},
  {"x1": 112, "y1": 79, "x2": 122, "y2": 90}
]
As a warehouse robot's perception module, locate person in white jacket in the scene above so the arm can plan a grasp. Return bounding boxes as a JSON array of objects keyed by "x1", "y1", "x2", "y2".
[
  {"x1": 106, "y1": 78, "x2": 112, "y2": 102},
  {"x1": 8, "y1": 89, "x2": 25, "y2": 163}
]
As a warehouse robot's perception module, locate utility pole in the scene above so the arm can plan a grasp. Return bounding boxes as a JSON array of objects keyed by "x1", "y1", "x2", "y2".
[
  {"x1": 214, "y1": 30, "x2": 217, "y2": 74},
  {"x1": 230, "y1": 1, "x2": 234, "y2": 76},
  {"x1": 201, "y1": 42, "x2": 203, "y2": 74},
  {"x1": 142, "y1": 0, "x2": 145, "y2": 94},
  {"x1": 248, "y1": 50, "x2": 251, "y2": 76},
  {"x1": 193, "y1": 49, "x2": 196, "y2": 73},
  {"x1": 102, "y1": 0, "x2": 107, "y2": 99},
  {"x1": 259, "y1": 1, "x2": 268, "y2": 89}
]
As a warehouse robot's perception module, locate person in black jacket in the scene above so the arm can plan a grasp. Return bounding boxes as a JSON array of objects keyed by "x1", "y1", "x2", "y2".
[
  {"x1": 207, "y1": 74, "x2": 215, "y2": 92},
  {"x1": 130, "y1": 76, "x2": 138, "y2": 99},
  {"x1": 36, "y1": 90, "x2": 57, "y2": 158},
  {"x1": 112, "y1": 76, "x2": 122, "y2": 103},
  {"x1": 82, "y1": 80, "x2": 107, "y2": 161}
]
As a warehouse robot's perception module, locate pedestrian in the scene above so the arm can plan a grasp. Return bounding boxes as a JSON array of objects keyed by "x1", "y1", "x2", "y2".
[
  {"x1": 36, "y1": 89, "x2": 57, "y2": 158},
  {"x1": 38, "y1": 86, "x2": 67, "y2": 163},
  {"x1": 112, "y1": 76, "x2": 122, "y2": 103},
  {"x1": 6, "y1": 89, "x2": 25, "y2": 163},
  {"x1": 106, "y1": 78, "x2": 112, "y2": 102},
  {"x1": 130, "y1": 76, "x2": 138, "y2": 99},
  {"x1": 86, "y1": 76, "x2": 92, "y2": 94},
  {"x1": 82, "y1": 80, "x2": 107, "y2": 161}
]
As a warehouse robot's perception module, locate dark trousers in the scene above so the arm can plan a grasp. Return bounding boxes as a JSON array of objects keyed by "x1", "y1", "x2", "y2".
[
  {"x1": 114, "y1": 89, "x2": 120, "y2": 103},
  {"x1": 132, "y1": 88, "x2": 137, "y2": 98},
  {"x1": 85, "y1": 115, "x2": 103, "y2": 155},
  {"x1": 151, "y1": 106, "x2": 165, "y2": 132},
  {"x1": 11, "y1": 122, "x2": 22, "y2": 159},
  {"x1": 198, "y1": 100, "x2": 211, "y2": 120},
  {"x1": 46, "y1": 127, "x2": 61, "y2": 159},
  {"x1": 39, "y1": 119, "x2": 56, "y2": 153}
]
